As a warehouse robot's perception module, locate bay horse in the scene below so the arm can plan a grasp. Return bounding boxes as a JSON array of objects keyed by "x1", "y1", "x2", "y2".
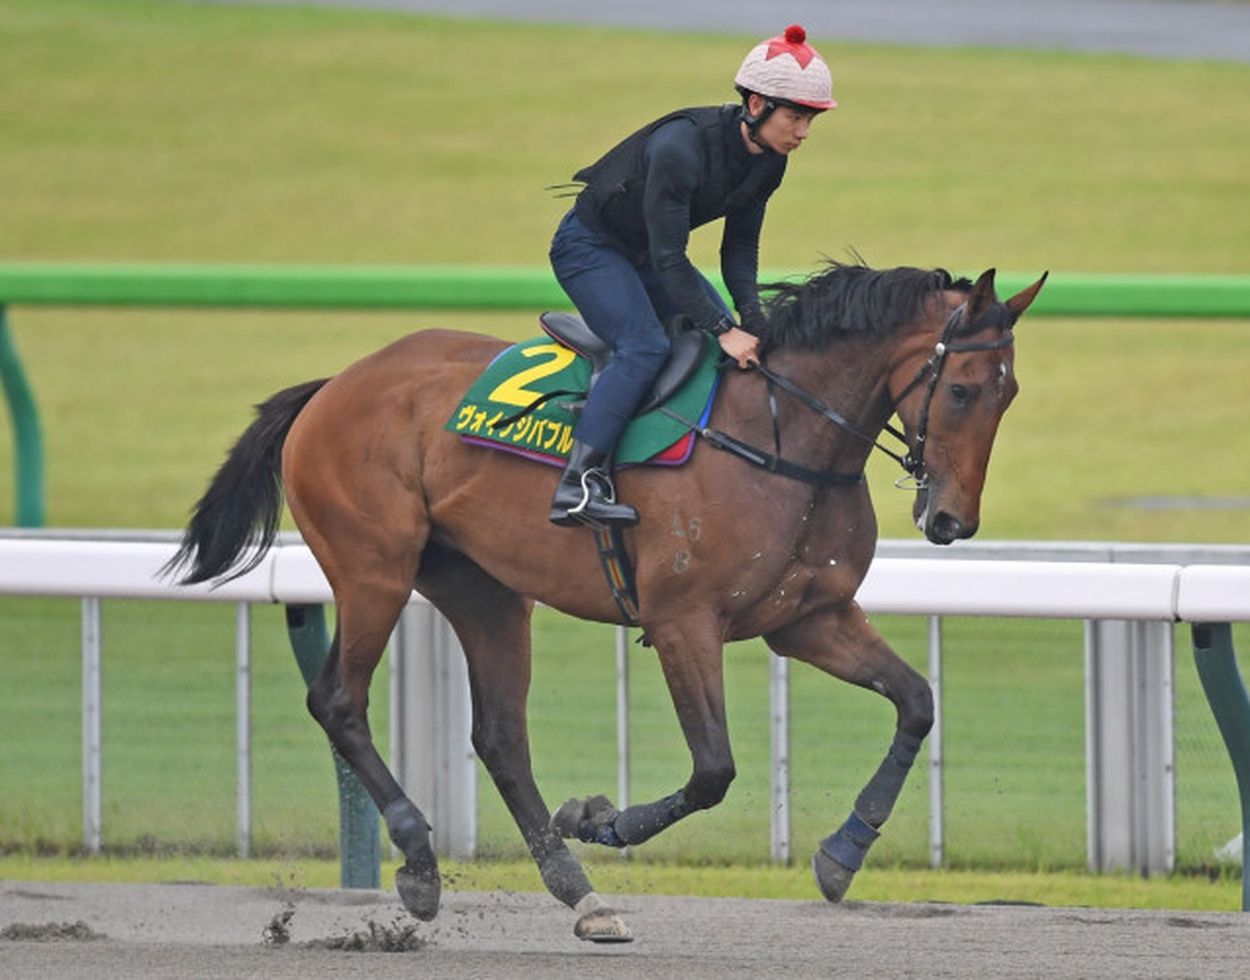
[{"x1": 168, "y1": 263, "x2": 1045, "y2": 941}]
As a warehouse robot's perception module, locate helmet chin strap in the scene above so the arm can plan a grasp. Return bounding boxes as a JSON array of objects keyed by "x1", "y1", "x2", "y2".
[{"x1": 739, "y1": 98, "x2": 779, "y2": 152}]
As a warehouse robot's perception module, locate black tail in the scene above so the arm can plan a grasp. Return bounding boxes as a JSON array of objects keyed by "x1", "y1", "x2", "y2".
[{"x1": 163, "y1": 378, "x2": 329, "y2": 585}]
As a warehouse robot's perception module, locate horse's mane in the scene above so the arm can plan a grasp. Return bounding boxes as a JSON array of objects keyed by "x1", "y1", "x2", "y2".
[{"x1": 756, "y1": 262, "x2": 973, "y2": 352}]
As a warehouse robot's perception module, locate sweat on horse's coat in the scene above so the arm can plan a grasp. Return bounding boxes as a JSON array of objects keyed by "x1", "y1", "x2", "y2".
[{"x1": 166, "y1": 262, "x2": 1046, "y2": 942}]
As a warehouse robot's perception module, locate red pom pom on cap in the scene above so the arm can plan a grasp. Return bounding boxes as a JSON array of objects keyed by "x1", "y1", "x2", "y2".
[{"x1": 784, "y1": 24, "x2": 807, "y2": 45}]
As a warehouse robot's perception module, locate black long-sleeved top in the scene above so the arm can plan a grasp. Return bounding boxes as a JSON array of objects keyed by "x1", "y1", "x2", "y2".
[{"x1": 571, "y1": 105, "x2": 786, "y2": 334}]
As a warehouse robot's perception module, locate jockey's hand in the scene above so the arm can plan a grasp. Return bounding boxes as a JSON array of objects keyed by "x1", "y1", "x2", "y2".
[{"x1": 718, "y1": 326, "x2": 760, "y2": 369}]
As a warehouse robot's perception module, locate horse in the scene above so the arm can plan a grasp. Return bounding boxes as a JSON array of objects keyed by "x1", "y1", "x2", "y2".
[{"x1": 167, "y1": 262, "x2": 1046, "y2": 942}]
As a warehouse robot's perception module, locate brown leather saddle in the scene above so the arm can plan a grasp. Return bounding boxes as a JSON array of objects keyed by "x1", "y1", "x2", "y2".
[{"x1": 538, "y1": 312, "x2": 709, "y2": 417}]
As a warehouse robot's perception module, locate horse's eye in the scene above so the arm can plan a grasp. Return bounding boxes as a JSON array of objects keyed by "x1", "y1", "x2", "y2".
[{"x1": 950, "y1": 383, "x2": 970, "y2": 404}]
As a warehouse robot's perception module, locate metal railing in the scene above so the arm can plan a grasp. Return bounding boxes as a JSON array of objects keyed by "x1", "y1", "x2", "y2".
[{"x1": 3, "y1": 531, "x2": 1248, "y2": 905}]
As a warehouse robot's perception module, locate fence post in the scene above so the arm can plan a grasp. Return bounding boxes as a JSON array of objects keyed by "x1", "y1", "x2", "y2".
[
  {"x1": 770, "y1": 651, "x2": 790, "y2": 865},
  {"x1": 1191, "y1": 623, "x2": 1250, "y2": 911},
  {"x1": 927, "y1": 615, "x2": 945, "y2": 869},
  {"x1": 0, "y1": 305, "x2": 45, "y2": 527},
  {"x1": 235, "y1": 602, "x2": 252, "y2": 859},
  {"x1": 285, "y1": 603, "x2": 381, "y2": 888},
  {"x1": 81, "y1": 596, "x2": 101, "y2": 854},
  {"x1": 1084, "y1": 619, "x2": 1175, "y2": 874}
]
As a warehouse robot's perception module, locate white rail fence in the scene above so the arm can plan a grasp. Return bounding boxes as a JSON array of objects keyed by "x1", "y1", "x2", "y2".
[{"x1": 2, "y1": 532, "x2": 1248, "y2": 872}]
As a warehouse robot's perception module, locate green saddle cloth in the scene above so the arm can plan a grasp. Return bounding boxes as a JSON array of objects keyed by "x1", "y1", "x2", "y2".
[{"x1": 446, "y1": 334, "x2": 720, "y2": 466}]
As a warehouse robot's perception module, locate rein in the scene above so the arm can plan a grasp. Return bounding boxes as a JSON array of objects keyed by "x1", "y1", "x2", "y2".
[{"x1": 669, "y1": 305, "x2": 1014, "y2": 489}]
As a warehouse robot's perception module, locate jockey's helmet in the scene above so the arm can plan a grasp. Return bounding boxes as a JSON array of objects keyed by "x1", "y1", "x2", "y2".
[{"x1": 734, "y1": 24, "x2": 836, "y2": 117}]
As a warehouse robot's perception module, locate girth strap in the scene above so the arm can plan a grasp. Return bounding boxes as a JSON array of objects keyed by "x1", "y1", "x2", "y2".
[{"x1": 593, "y1": 525, "x2": 641, "y2": 627}]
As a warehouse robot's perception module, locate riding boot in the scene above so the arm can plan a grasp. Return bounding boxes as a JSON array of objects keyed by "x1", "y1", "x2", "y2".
[{"x1": 549, "y1": 441, "x2": 640, "y2": 529}]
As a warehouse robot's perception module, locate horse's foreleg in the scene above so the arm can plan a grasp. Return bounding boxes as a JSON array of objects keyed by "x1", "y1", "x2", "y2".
[
  {"x1": 551, "y1": 620, "x2": 736, "y2": 850},
  {"x1": 306, "y1": 582, "x2": 441, "y2": 921},
  {"x1": 765, "y1": 603, "x2": 934, "y2": 902}
]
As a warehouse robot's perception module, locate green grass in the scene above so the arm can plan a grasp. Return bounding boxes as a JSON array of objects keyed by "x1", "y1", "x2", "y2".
[
  {"x1": 3, "y1": 0, "x2": 1249, "y2": 272},
  {"x1": 1, "y1": 0, "x2": 1249, "y2": 910},
  {"x1": 0, "y1": 854, "x2": 1240, "y2": 912}
]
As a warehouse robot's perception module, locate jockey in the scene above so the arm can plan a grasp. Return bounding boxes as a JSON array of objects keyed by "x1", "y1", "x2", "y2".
[{"x1": 549, "y1": 24, "x2": 837, "y2": 528}]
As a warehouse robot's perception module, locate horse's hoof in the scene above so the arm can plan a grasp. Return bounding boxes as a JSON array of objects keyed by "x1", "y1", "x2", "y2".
[
  {"x1": 396, "y1": 863, "x2": 441, "y2": 921},
  {"x1": 811, "y1": 846, "x2": 857, "y2": 904},
  {"x1": 573, "y1": 892, "x2": 633, "y2": 943},
  {"x1": 551, "y1": 797, "x2": 585, "y2": 838},
  {"x1": 550, "y1": 794, "x2": 615, "y2": 839}
]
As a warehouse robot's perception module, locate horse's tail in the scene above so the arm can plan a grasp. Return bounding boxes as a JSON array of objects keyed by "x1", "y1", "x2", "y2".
[{"x1": 163, "y1": 378, "x2": 329, "y2": 585}]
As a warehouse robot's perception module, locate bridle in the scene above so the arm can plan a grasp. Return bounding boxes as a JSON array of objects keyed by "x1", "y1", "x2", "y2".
[
  {"x1": 878, "y1": 303, "x2": 1016, "y2": 488},
  {"x1": 673, "y1": 302, "x2": 1015, "y2": 490}
]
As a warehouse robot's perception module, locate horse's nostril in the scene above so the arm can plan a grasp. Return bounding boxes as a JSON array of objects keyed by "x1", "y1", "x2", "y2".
[
  {"x1": 929, "y1": 512, "x2": 979, "y2": 544},
  {"x1": 929, "y1": 512, "x2": 961, "y2": 544}
]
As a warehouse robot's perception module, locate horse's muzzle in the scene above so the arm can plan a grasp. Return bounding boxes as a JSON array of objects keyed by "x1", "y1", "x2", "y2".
[
  {"x1": 913, "y1": 488, "x2": 978, "y2": 545},
  {"x1": 925, "y1": 510, "x2": 978, "y2": 545}
]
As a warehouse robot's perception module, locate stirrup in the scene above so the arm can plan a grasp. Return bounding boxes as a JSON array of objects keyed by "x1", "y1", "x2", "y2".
[
  {"x1": 566, "y1": 467, "x2": 617, "y2": 516},
  {"x1": 560, "y1": 469, "x2": 638, "y2": 530}
]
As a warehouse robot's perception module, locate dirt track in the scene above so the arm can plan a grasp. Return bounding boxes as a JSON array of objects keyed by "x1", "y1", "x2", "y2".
[{"x1": 3, "y1": 880, "x2": 1249, "y2": 979}]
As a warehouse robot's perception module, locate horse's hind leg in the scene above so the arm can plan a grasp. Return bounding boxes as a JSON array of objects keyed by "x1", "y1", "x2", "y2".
[
  {"x1": 415, "y1": 543, "x2": 631, "y2": 943},
  {"x1": 765, "y1": 602, "x2": 934, "y2": 903},
  {"x1": 305, "y1": 577, "x2": 442, "y2": 920}
]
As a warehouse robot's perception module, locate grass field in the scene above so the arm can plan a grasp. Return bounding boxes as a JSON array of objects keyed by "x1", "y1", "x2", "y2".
[
  {"x1": 5, "y1": 0, "x2": 1249, "y2": 272},
  {"x1": 1, "y1": 0, "x2": 1249, "y2": 910},
  {"x1": 0, "y1": 854, "x2": 1240, "y2": 912}
]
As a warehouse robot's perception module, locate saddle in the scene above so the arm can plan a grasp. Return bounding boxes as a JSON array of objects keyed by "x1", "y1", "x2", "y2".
[
  {"x1": 538, "y1": 312, "x2": 709, "y2": 418},
  {"x1": 446, "y1": 316, "x2": 719, "y2": 468}
]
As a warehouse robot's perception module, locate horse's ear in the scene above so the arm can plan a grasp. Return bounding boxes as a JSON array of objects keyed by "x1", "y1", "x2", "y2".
[
  {"x1": 964, "y1": 268, "x2": 997, "y2": 324},
  {"x1": 1005, "y1": 271, "x2": 1049, "y2": 320}
]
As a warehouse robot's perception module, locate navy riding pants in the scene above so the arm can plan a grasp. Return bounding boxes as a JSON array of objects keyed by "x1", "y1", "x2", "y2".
[{"x1": 549, "y1": 209, "x2": 729, "y2": 454}]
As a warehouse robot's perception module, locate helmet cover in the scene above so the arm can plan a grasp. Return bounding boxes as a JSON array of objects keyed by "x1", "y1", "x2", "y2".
[{"x1": 734, "y1": 24, "x2": 836, "y2": 110}]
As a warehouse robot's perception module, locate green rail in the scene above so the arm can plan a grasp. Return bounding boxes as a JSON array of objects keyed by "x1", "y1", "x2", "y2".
[{"x1": 2, "y1": 263, "x2": 1250, "y2": 316}]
